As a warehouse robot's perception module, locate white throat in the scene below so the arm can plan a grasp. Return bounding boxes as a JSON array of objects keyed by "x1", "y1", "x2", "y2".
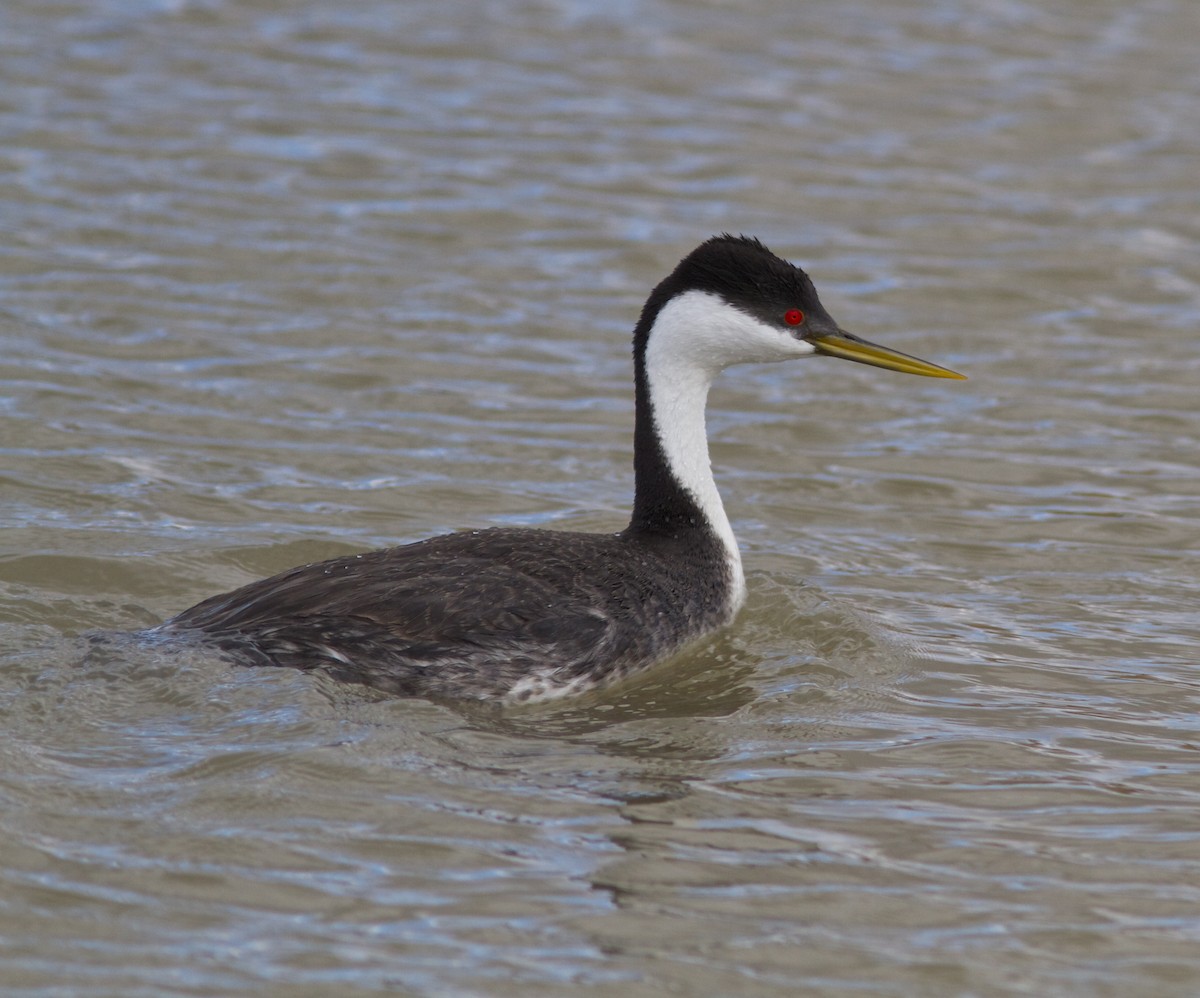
[{"x1": 642, "y1": 290, "x2": 818, "y2": 609}]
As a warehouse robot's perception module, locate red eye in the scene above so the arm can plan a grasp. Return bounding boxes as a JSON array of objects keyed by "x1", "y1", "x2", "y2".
[{"x1": 784, "y1": 309, "x2": 804, "y2": 326}]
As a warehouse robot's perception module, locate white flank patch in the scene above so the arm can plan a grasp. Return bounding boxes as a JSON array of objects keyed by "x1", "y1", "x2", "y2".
[
  {"x1": 504, "y1": 670, "x2": 598, "y2": 704},
  {"x1": 643, "y1": 290, "x2": 819, "y2": 610}
]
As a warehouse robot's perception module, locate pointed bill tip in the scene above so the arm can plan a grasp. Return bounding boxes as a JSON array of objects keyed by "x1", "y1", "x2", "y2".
[{"x1": 810, "y1": 331, "x2": 967, "y2": 380}]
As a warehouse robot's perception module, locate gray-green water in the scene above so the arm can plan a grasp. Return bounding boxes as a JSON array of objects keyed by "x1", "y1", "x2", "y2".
[{"x1": 3, "y1": 1, "x2": 1200, "y2": 994}]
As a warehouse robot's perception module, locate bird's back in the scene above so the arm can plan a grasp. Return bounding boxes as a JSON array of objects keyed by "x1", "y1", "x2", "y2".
[{"x1": 164, "y1": 525, "x2": 736, "y2": 701}]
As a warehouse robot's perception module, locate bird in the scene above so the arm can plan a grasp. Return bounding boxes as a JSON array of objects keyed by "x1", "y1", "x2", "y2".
[{"x1": 158, "y1": 235, "x2": 965, "y2": 703}]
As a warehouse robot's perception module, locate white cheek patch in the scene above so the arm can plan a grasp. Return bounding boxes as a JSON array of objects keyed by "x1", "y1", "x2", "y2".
[{"x1": 649, "y1": 290, "x2": 818, "y2": 373}]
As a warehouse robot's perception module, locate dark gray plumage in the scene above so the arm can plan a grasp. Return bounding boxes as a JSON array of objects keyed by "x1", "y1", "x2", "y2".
[{"x1": 167, "y1": 524, "x2": 733, "y2": 701}]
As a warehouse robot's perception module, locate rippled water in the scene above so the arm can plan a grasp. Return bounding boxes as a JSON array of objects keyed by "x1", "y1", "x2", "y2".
[{"x1": 3, "y1": 0, "x2": 1200, "y2": 994}]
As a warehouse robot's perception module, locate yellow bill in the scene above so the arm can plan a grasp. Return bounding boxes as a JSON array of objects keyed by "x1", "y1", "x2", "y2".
[{"x1": 811, "y1": 330, "x2": 966, "y2": 380}]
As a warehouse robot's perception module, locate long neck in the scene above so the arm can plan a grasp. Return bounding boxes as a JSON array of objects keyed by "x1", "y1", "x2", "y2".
[{"x1": 626, "y1": 295, "x2": 744, "y2": 597}]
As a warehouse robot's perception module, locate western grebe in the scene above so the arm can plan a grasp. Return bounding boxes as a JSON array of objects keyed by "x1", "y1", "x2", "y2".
[{"x1": 161, "y1": 235, "x2": 964, "y2": 702}]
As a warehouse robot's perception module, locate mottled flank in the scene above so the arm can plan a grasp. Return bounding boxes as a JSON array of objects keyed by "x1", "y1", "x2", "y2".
[{"x1": 164, "y1": 525, "x2": 735, "y2": 703}]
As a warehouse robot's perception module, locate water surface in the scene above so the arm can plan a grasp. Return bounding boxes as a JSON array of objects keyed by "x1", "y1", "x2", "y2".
[{"x1": 3, "y1": 0, "x2": 1200, "y2": 994}]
